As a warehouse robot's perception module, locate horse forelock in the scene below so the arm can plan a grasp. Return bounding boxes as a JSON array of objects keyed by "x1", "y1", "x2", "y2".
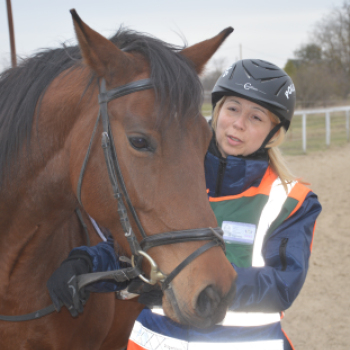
[
  {"x1": 0, "y1": 27, "x2": 203, "y2": 187},
  {"x1": 109, "y1": 28, "x2": 203, "y2": 125}
]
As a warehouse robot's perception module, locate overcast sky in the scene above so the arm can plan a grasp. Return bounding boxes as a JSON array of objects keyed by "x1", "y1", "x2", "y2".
[{"x1": 0, "y1": 0, "x2": 346, "y2": 73}]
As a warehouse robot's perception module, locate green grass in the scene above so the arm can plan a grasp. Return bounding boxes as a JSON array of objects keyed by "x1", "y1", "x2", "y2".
[{"x1": 201, "y1": 104, "x2": 350, "y2": 156}]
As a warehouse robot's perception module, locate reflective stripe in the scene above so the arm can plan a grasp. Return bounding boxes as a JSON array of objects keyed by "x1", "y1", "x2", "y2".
[
  {"x1": 252, "y1": 178, "x2": 296, "y2": 267},
  {"x1": 219, "y1": 311, "x2": 281, "y2": 327},
  {"x1": 129, "y1": 319, "x2": 283, "y2": 350},
  {"x1": 151, "y1": 308, "x2": 281, "y2": 327}
]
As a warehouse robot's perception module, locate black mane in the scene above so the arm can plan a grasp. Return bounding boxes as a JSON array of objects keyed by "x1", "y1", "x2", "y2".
[{"x1": 0, "y1": 27, "x2": 203, "y2": 185}]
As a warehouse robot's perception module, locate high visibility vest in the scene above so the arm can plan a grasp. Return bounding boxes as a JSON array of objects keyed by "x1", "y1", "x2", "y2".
[
  {"x1": 128, "y1": 167, "x2": 310, "y2": 350},
  {"x1": 209, "y1": 167, "x2": 310, "y2": 328}
]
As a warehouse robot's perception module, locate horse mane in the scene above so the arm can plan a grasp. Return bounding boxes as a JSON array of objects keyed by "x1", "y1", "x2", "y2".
[{"x1": 0, "y1": 27, "x2": 203, "y2": 186}]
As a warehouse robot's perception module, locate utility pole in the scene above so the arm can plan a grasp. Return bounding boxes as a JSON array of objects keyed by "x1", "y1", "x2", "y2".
[
  {"x1": 239, "y1": 44, "x2": 242, "y2": 60},
  {"x1": 6, "y1": 0, "x2": 17, "y2": 67}
]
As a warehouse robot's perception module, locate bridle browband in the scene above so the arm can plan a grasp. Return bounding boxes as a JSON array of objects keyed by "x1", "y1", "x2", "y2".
[
  {"x1": 76, "y1": 77, "x2": 225, "y2": 291},
  {"x1": 0, "y1": 77, "x2": 225, "y2": 322}
]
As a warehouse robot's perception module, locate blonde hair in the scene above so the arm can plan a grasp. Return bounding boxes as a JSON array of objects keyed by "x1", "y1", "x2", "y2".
[{"x1": 212, "y1": 96, "x2": 296, "y2": 193}]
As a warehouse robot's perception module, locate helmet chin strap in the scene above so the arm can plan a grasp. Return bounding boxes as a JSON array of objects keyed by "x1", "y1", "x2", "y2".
[{"x1": 260, "y1": 120, "x2": 288, "y2": 149}]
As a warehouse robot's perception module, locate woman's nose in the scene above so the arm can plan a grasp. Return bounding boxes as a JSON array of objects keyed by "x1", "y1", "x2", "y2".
[{"x1": 232, "y1": 113, "x2": 246, "y2": 130}]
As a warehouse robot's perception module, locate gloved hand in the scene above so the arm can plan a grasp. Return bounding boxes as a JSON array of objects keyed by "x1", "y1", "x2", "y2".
[
  {"x1": 127, "y1": 279, "x2": 163, "y2": 307},
  {"x1": 138, "y1": 288, "x2": 163, "y2": 307},
  {"x1": 47, "y1": 251, "x2": 93, "y2": 317}
]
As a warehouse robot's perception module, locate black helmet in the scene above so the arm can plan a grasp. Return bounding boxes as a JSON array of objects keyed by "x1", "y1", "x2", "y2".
[{"x1": 212, "y1": 59, "x2": 296, "y2": 130}]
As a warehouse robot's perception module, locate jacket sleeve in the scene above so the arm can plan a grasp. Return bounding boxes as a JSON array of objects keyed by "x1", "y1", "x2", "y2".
[
  {"x1": 70, "y1": 234, "x2": 128, "y2": 293},
  {"x1": 229, "y1": 191, "x2": 322, "y2": 312}
]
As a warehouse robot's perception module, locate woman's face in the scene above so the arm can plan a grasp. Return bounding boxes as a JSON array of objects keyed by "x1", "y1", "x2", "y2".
[{"x1": 215, "y1": 96, "x2": 274, "y2": 157}]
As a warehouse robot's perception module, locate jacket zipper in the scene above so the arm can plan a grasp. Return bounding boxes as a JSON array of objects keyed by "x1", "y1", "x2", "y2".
[
  {"x1": 279, "y1": 238, "x2": 289, "y2": 271},
  {"x1": 215, "y1": 159, "x2": 227, "y2": 196}
]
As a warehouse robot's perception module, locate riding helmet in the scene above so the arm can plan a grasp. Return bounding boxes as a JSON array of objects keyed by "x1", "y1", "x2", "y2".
[{"x1": 212, "y1": 59, "x2": 296, "y2": 130}]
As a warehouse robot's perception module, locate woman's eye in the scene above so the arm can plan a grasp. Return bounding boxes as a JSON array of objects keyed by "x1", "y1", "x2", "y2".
[
  {"x1": 129, "y1": 137, "x2": 150, "y2": 150},
  {"x1": 252, "y1": 115, "x2": 262, "y2": 122}
]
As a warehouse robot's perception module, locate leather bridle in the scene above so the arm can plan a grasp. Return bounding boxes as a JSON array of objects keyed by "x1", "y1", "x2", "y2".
[
  {"x1": 76, "y1": 78, "x2": 225, "y2": 291},
  {"x1": 0, "y1": 77, "x2": 224, "y2": 322}
]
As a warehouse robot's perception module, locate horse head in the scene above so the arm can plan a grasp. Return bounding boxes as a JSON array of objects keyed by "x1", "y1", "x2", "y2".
[{"x1": 66, "y1": 10, "x2": 236, "y2": 328}]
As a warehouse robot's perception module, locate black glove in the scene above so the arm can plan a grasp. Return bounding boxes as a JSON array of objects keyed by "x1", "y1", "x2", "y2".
[
  {"x1": 127, "y1": 279, "x2": 163, "y2": 307},
  {"x1": 47, "y1": 251, "x2": 93, "y2": 317},
  {"x1": 138, "y1": 288, "x2": 163, "y2": 307}
]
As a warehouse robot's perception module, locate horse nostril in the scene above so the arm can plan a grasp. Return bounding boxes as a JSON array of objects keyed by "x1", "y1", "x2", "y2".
[{"x1": 196, "y1": 285, "x2": 221, "y2": 318}]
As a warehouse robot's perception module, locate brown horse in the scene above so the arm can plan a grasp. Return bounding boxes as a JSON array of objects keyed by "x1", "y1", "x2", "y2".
[{"x1": 0, "y1": 10, "x2": 236, "y2": 349}]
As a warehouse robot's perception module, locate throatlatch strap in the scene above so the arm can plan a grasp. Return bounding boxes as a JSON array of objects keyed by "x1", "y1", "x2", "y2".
[{"x1": 77, "y1": 111, "x2": 101, "y2": 206}]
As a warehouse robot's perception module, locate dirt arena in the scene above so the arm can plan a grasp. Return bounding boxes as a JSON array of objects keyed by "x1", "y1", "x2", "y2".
[{"x1": 281, "y1": 143, "x2": 350, "y2": 349}]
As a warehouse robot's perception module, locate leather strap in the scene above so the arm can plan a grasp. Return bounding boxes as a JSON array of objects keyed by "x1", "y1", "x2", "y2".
[
  {"x1": 0, "y1": 304, "x2": 56, "y2": 322},
  {"x1": 161, "y1": 240, "x2": 222, "y2": 291},
  {"x1": 77, "y1": 266, "x2": 142, "y2": 291},
  {"x1": 140, "y1": 227, "x2": 224, "y2": 251},
  {"x1": 98, "y1": 79, "x2": 153, "y2": 104}
]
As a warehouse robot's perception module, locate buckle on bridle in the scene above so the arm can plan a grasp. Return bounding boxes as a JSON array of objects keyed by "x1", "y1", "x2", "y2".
[{"x1": 131, "y1": 250, "x2": 166, "y2": 285}]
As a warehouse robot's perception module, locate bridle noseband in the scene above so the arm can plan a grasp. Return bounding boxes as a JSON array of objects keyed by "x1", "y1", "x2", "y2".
[{"x1": 76, "y1": 77, "x2": 225, "y2": 291}]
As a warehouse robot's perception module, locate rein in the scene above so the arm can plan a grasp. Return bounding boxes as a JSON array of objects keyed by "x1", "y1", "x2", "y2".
[{"x1": 76, "y1": 78, "x2": 225, "y2": 290}]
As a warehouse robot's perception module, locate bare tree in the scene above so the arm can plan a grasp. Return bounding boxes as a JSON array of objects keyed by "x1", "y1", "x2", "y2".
[
  {"x1": 312, "y1": 1, "x2": 350, "y2": 97},
  {"x1": 284, "y1": 1, "x2": 350, "y2": 107},
  {"x1": 291, "y1": 62, "x2": 338, "y2": 108}
]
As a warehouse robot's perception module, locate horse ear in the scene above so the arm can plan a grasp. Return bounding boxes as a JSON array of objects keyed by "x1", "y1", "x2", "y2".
[
  {"x1": 181, "y1": 27, "x2": 234, "y2": 75},
  {"x1": 70, "y1": 9, "x2": 129, "y2": 82}
]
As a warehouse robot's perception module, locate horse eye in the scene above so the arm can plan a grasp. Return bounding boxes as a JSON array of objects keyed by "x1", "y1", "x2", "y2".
[{"x1": 129, "y1": 137, "x2": 149, "y2": 150}]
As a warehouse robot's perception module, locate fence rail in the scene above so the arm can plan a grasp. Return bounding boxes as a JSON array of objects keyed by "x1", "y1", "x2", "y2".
[{"x1": 294, "y1": 106, "x2": 350, "y2": 153}]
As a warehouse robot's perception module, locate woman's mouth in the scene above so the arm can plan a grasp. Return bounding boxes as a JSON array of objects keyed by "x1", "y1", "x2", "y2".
[{"x1": 227, "y1": 135, "x2": 242, "y2": 145}]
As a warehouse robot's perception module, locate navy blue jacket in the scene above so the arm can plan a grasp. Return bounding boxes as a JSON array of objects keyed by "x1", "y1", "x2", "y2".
[{"x1": 205, "y1": 148, "x2": 321, "y2": 312}]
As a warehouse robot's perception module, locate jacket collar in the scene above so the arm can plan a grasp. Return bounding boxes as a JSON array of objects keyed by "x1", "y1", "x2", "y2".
[{"x1": 205, "y1": 133, "x2": 269, "y2": 197}]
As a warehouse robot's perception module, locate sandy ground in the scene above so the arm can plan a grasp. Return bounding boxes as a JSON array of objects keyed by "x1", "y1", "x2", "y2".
[{"x1": 281, "y1": 143, "x2": 350, "y2": 349}]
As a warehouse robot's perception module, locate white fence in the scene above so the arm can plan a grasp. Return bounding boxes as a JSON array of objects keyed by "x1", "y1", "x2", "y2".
[{"x1": 294, "y1": 106, "x2": 350, "y2": 153}]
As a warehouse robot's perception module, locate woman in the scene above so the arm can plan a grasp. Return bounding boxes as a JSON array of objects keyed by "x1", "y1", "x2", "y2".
[{"x1": 47, "y1": 59, "x2": 321, "y2": 350}]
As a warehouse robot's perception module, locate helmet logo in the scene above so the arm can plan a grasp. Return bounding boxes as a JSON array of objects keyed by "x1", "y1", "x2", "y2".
[
  {"x1": 244, "y1": 83, "x2": 258, "y2": 91},
  {"x1": 285, "y1": 84, "x2": 295, "y2": 99},
  {"x1": 236, "y1": 82, "x2": 266, "y2": 94}
]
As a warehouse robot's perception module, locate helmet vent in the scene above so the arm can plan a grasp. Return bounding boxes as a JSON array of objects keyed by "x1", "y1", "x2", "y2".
[
  {"x1": 260, "y1": 77, "x2": 279, "y2": 83},
  {"x1": 228, "y1": 64, "x2": 237, "y2": 80},
  {"x1": 242, "y1": 62, "x2": 252, "y2": 79},
  {"x1": 274, "y1": 80, "x2": 288, "y2": 96},
  {"x1": 263, "y1": 66, "x2": 280, "y2": 71}
]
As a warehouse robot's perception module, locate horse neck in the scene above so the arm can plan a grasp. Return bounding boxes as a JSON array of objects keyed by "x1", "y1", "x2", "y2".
[
  {"x1": 0, "y1": 68, "x2": 99, "y2": 293},
  {"x1": 0, "y1": 210, "x2": 107, "y2": 313}
]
